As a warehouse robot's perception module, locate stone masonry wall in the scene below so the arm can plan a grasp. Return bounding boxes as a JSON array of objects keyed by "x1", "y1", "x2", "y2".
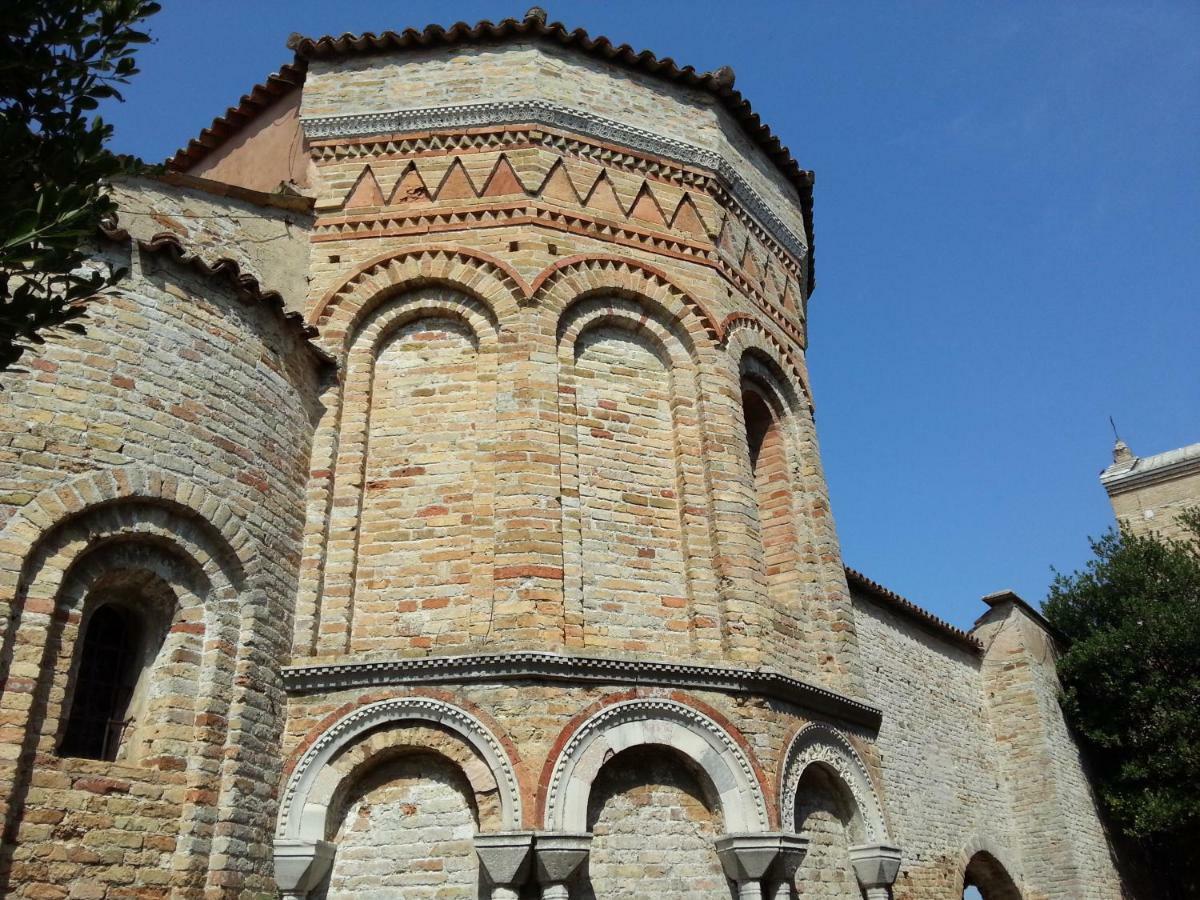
[
  {"x1": 109, "y1": 178, "x2": 312, "y2": 314},
  {"x1": 295, "y1": 42, "x2": 861, "y2": 691},
  {"x1": 0, "y1": 231, "x2": 326, "y2": 897},
  {"x1": 852, "y1": 592, "x2": 1015, "y2": 898},
  {"x1": 319, "y1": 753, "x2": 479, "y2": 899},
  {"x1": 580, "y1": 746, "x2": 728, "y2": 900},
  {"x1": 571, "y1": 326, "x2": 690, "y2": 655},
  {"x1": 1107, "y1": 466, "x2": 1200, "y2": 541},
  {"x1": 975, "y1": 602, "x2": 1125, "y2": 899}
]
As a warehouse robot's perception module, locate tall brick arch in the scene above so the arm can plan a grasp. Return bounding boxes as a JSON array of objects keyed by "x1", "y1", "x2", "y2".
[
  {"x1": 276, "y1": 696, "x2": 525, "y2": 841},
  {"x1": 0, "y1": 464, "x2": 254, "y2": 598},
  {"x1": 554, "y1": 291, "x2": 726, "y2": 655},
  {"x1": 310, "y1": 244, "x2": 526, "y2": 356},
  {"x1": 533, "y1": 254, "x2": 723, "y2": 349},
  {"x1": 722, "y1": 314, "x2": 811, "y2": 406},
  {"x1": 304, "y1": 284, "x2": 503, "y2": 656}
]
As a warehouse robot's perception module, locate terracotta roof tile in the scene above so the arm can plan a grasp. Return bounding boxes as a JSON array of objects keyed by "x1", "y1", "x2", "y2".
[
  {"x1": 287, "y1": 11, "x2": 815, "y2": 198},
  {"x1": 844, "y1": 566, "x2": 983, "y2": 653}
]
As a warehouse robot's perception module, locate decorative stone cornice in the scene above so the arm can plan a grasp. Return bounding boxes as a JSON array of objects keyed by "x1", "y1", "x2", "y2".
[
  {"x1": 282, "y1": 651, "x2": 882, "y2": 730},
  {"x1": 301, "y1": 99, "x2": 810, "y2": 263},
  {"x1": 1100, "y1": 440, "x2": 1200, "y2": 495}
]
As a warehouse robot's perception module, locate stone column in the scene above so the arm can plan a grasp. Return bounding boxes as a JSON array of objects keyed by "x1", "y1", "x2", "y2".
[
  {"x1": 534, "y1": 832, "x2": 592, "y2": 899},
  {"x1": 849, "y1": 843, "x2": 902, "y2": 900},
  {"x1": 768, "y1": 834, "x2": 809, "y2": 900},
  {"x1": 475, "y1": 831, "x2": 535, "y2": 900},
  {"x1": 273, "y1": 838, "x2": 336, "y2": 899},
  {"x1": 715, "y1": 834, "x2": 784, "y2": 900}
]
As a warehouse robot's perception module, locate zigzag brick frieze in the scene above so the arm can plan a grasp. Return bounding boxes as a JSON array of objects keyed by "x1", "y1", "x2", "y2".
[
  {"x1": 311, "y1": 124, "x2": 804, "y2": 282},
  {"x1": 313, "y1": 142, "x2": 809, "y2": 345}
]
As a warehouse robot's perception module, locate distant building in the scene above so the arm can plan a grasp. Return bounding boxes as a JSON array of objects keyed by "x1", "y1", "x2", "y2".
[{"x1": 1101, "y1": 439, "x2": 1200, "y2": 539}]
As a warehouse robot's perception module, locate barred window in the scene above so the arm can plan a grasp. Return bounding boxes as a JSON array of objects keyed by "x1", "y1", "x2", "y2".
[{"x1": 59, "y1": 604, "x2": 143, "y2": 761}]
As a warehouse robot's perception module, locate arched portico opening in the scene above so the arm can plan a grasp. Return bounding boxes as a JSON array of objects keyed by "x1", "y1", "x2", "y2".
[
  {"x1": 544, "y1": 698, "x2": 769, "y2": 835},
  {"x1": 579, "y1": 744, "x2": 732, "y2": 899},
  {"x1": 542, "y1": 698, "x2": 770, "y2": 899},
  {"x1": 778, "y1": 724, "x2": 895, "y2": 900},
  {"x1": 275, "y1": 697, "x2": 524, "y2": 898}
]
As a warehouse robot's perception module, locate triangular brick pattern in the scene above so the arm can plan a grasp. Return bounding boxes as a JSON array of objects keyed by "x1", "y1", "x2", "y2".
[
  {"x1": 324, "y1": 149, "x2": 806, "y2": 341},
  {"x1": 344, "y1": 165, "x2": 385, "y2": 208},
  {"x1": 386, "y1": 163, "x2": 431, "y2": 205},
  {"x1": 340, "y1": 155, "x2": 714, "y2": 238}
]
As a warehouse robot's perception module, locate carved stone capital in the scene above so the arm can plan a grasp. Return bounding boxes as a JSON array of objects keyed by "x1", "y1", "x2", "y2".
[
  {"x1": 534, "y1": 832, "x2": 592, "y2": 898},
  {"x1": 475, "y1": 831, "x2": 535, "y2": 889},
  {"x1": 273, "y1": 839, "x2": 336, "y2": 899},
  {"x1": 715, "y1": 833, "x2": 784, "y2": 883},
  {"x1": 849, "y1": 842, "x2": 903, "y2": 890}
]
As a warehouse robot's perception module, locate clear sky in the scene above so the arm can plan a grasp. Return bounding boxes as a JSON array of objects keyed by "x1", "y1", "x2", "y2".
[{"x1": 100, "y1": 1, "x2": 1199, "y2": 629}]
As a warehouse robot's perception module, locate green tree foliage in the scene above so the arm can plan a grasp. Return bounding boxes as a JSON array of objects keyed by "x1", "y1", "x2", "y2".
[
  {"x1": 1044, "y1": 509, "x2": 1200, "y2": 898},
  {"x1": 0, "y1": 0, "x2": 160, "y2": 373}
]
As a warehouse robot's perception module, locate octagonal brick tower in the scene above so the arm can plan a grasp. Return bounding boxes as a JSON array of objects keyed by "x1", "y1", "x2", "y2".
[
  {"x1": 265, "y1": 9, "x2": 884, "y2": 896},
  {"x1": 290, "y1": 21, "x2": 859, "y2": 690}
]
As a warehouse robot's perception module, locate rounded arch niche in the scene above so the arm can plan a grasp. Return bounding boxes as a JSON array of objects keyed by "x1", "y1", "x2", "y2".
[
  {"x1": 543, "y1": 698, "x2": 770, "y2": 834},
  {"x1": 779, "y1": 723, "x2": 888, "y2": 843},
  {"x1": 276, "y1": 697, "x2": 524, "y2": 843}
]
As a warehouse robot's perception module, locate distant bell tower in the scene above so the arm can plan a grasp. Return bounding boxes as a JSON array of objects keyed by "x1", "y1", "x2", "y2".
[{"x1": 1101, "y1": 438, "x2": 1200, "y2": 538}]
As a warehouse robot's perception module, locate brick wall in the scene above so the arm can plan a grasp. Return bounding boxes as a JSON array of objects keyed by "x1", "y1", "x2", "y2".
[
  {"x1": 321, "y1": 753, "x2": 479, "y2": 898},
  {"x1": 0, "y1": 232, "x2": 325, "y2": 896},
  {"x1": 580, "y1": 746, "x2": 728, "y2": 899}
]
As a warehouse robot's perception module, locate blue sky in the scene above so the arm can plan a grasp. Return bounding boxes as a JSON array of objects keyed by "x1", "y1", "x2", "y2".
[{"x1": 101, "y1": 1, "x2": 1199, "y2": 629}]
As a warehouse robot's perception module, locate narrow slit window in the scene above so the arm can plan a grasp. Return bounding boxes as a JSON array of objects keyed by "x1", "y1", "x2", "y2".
[{"x1": 59, "y1": 605, "x2": 143, "y2": 761}]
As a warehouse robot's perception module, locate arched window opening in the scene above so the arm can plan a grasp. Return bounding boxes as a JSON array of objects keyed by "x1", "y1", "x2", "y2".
[
  {"x1": 59, "y1": 604, "x2": 144, "y2": 761},
  {"x1": 59, "y1": 565, "x2": 176, "y2": 764},
  {"x1": 743, "y1": 388, "x2": 774, "y2": 470},
  {"x1": 742, "y1": 383, "x2": 797, "y2": 602}
]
